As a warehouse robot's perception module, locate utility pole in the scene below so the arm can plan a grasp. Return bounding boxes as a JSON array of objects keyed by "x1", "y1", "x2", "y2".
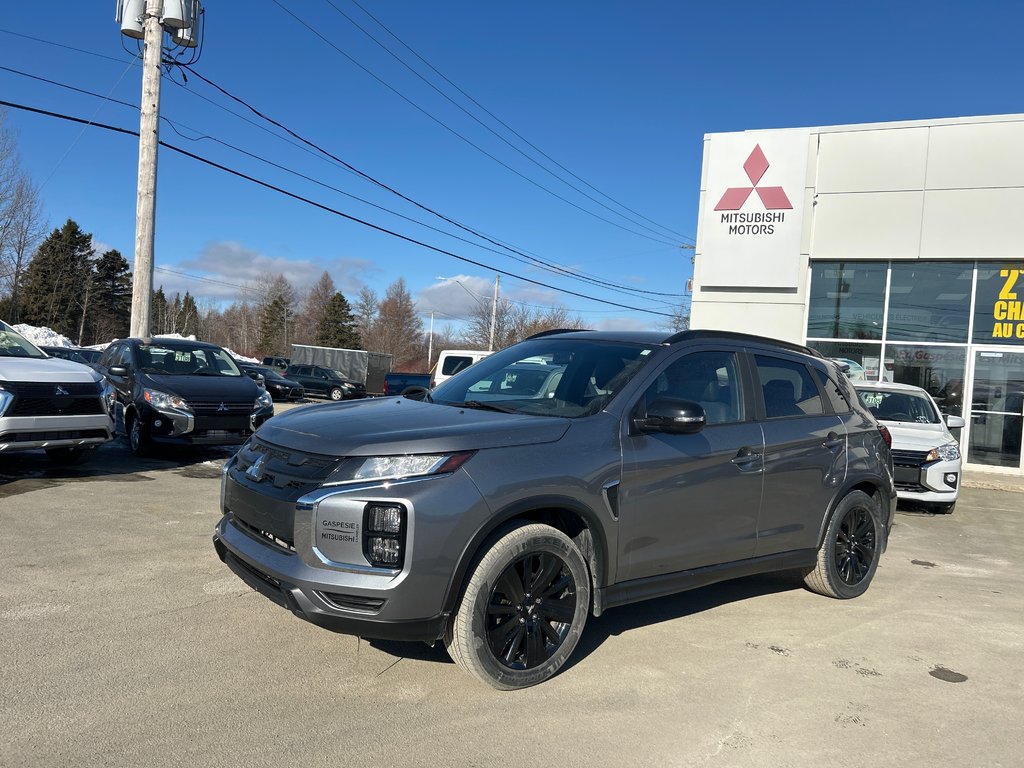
[
  {"x1": 129, "y1": 0, "x2": 163, "y2": 339},
  {"x1": 427, "y1": 311, "x2": 434, "y2": 370},
  {"x1": 118, "y1": 0, "x2": 204, "y2": 338},
  {"x1": 488, "y1": 274, "x2": 500, "y2": 352}
]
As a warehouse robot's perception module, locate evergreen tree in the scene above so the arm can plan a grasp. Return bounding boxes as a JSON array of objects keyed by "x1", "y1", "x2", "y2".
[
  {"x1": 315, "y1": 291, "x2": 361, "y2": 349},
  {"x1": 151, "y1": 286, "x2": 168, "y2": 335},
  {"x1": 88, "y1": 248, "x2": 131, "y2": 343},
  {"x1": 179, "y1": 291, "x2": 199, "y2": 337},
  {"x1": 257, "y1": 294, "x2": 288, "y2": 356},
  {"x1": 19, "y1": 219, "x2": 95, "y2": 339}
]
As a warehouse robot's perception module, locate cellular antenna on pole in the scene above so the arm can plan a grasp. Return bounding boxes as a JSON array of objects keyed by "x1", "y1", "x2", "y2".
[{"x1": 115, "y1": 0, "x2": 205, "y2": 338}]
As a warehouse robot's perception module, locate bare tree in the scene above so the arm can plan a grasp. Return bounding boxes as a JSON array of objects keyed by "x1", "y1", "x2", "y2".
[
  {"x1": 0, "y1": 177, "x2": 45, "y2": 322},
  {"x1": 463, "y1": 299, "x2": 586, "y2": 350},
  {"x1": 293, "y1": 271, "x2": 336, "y2": 345},
  {"x1": 664, "y1": 303, "x2": 690, "y2": 333}
]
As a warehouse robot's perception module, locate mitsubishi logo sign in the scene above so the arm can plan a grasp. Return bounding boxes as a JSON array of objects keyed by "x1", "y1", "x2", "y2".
[
  {"x1": 217, "y1": 402, "x2": 228, "y2": 412},
  {"x1": 246, "y1": 454, "x2": 267, "y2": 482},
  {"x1": 699, "y1": 129, "x2": 809, "y2": 289},
  {"x1": 54, "y1": 385, "x2": 70, "y2": 396},
  {"x1": 714, "y1": 145, "x2": 793, "y2": 211}
]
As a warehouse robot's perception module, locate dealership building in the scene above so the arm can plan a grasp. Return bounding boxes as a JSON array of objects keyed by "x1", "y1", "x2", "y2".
[{"x1": 691, "y1": 113, "x2": 1024, "y2": 475}]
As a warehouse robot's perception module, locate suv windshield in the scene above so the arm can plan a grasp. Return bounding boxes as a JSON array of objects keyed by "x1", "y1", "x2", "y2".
[
  {"x1": 432, "y1": 338, "x2": 654, "y2": 417},
  {"x1": 857, "y1": 388, "x2": 940, "y2": 424},
  {"x1": 0, "y1": 321, "x2": 47, "y2": 359},
  {"x1": 138, "y1": 344, "x2": 242, "y2": 376}
]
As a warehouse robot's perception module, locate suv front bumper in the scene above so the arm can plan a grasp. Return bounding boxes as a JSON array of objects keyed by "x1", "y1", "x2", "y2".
[{"x1": 0, "y1": 413, "x2": 113, "y2": 453}]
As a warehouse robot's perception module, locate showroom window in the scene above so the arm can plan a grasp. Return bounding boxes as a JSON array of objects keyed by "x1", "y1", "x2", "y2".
[
  {"x1": 807, "y1": 262, "x2": 886, "y2": 340},
  {"x1": 804, "y1": 341, "x2": 884, "y2": 382},
  {"x1": 973, "y1": 262, "x2": 1024, "y2": 346},
  {"x1": 887, "y1": 262, "x2": 972, "y2": 343},
  {"x1": 886, "y1": 344, "x2": 967, "y2": 416}
]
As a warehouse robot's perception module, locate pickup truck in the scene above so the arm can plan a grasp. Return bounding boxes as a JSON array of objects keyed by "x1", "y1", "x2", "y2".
[{"x1": 382, "y1": 372, "x2": 431, "y2": 396}]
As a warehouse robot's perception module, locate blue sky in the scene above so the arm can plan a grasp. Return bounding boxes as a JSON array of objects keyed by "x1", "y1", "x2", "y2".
[{"x1": 1, "y1": 1, "x2": 1022, "y2": 334}]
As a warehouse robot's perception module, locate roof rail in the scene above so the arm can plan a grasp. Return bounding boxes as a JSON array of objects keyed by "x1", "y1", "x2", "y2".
[
  {"x1": 524, "y1": 328, "x2": 592, "y2": 340},
  {"x1": 665, "y1": 329, "x2": 822, "y2": 357}
]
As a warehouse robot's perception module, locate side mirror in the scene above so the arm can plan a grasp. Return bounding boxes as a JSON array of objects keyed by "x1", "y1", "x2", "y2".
[
  {"x1": 635, "y1": 398, "x2": 706, "y2": 434},
  {"x1": 945, "y1": 414, "x2": 966, "y2": 429},
  {"x1": 108, "y1": 366, "x2": 127, "y2": 377}
]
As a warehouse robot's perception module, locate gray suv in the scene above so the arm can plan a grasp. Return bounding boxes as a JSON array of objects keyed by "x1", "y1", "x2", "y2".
[{"x1": 213, "y1": 330, "x2": 895, "y2": 689}]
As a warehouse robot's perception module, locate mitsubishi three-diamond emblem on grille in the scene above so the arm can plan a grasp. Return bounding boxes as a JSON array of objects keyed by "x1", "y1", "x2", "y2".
[
  {"x1": 217, "y1": 402, "x2": 228, "y2": 412},
  {"x1": 246, "y1": 454, "x2": 267, "y2": 481},
  {"x1": 55, "y1": 385, "x2": 70, "y2": 396}
]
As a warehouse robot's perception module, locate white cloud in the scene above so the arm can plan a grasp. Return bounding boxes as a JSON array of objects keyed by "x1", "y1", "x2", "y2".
[
  {"x1": 417, "y1": 274, "x2": 565, "y2": 320},
  {"x1": 592, "y1": 316, "x2": 658, "y2": 332},
  {"x1": 153, "y1": 240, "x2": 375, "y2": 302}
]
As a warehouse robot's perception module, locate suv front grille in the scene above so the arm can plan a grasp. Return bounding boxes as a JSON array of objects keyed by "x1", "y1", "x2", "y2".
[
  {"x1": 2, "y1": 382, "x2": 104, "y2": 417},
  {"x1": 232, "y1": 514, "x2": 295, "y2": 552},
  {"x1": 192, "y1": 400, "x2": 254, "y2": 416},
  {"x1": 232, "y1": 436, "x2": 338, "y2": 500},
  {"x1": 891, "y1": 449, "x2": 930, "y2": 467}
]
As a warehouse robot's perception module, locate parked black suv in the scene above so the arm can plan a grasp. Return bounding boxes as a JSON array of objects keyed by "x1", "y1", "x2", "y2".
[
  {"x1": 240, "y1": 364, "x2": 305, "y2": 402},
  {"x1": 99, "y1": 338, "x2": 274, "y2": 455},
  {"x1": 284, "y1": 364, "x2": 366, "y2": 401},
  {"x1": 214, "y1": 330, "x2": 894, "y2": 689}
]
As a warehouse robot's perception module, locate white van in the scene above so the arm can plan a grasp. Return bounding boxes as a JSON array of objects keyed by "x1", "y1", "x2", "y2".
[{"x1": 432, "y1": 349, "x2": 492, "y2": 388}]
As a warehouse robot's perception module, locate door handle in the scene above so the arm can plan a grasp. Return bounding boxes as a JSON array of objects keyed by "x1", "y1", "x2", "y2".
[
  {"x1": 822, "y1": 431, "x2": 844, "y2": 452},
  {"x1": 731, "y1": 446, "x2": 762, "y2": 465}
]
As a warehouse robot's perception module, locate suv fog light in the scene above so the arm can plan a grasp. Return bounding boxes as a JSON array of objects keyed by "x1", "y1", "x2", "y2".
[
  {"x1": 154, "y1": 419, "x2": 163, "y2": 428},
  {"x1": 363, "y1": 503, "x2": 406, "y2": 568},
  {"x1": 367, "y1": 504, "x2": 403, "y2": 533},
  {"x1": 368, "y1": 537, "x2": 401, "y2": 565},
  {"x1": 944, "y1": 473, "x2": 958, "y2": 488}
]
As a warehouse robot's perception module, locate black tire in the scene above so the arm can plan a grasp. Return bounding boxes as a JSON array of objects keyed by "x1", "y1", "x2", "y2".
[
  {"x1": 445, "y1": 523, "x2": 590, "y2": 690},
  {"x1": 45, "y1": 447, "x2": 91, "y2": 465},
  {"x1": 804, "y1": 490, "x2": 881, "y2": 599},
  {"x1": 929, "y1": 501, "x2": 956, "y2": 515},
  {"x1": 329, "y1": 387, "x2": 345, "y2": 401},
  {"x1": 128, "y1": 414, "x2": 150, "y2": 457}
]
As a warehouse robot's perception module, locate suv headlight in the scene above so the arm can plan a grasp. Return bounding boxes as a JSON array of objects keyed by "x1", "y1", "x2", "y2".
[
  {"x1": 324, "y1": 451, "x2": 474, "y2": 486},
  {"x1": 0, "y1": 384, "x2": 11, "y2": 416},
  {"x1": 255, "y1": 390, "x2": 273, "y2": 409},
  {"x1": 927, "y1": 442, "x2": 961, "y2": 462},
  {"x1": 143, "y1": 388, "x2": 191, "y2": 412}
]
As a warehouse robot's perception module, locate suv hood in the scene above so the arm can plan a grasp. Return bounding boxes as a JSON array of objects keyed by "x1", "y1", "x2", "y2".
[
  {"x1": 0, "y1": 356, "x2": 101, "y2": 384},
  {"x1": 880, "y1": 420, "x2": 955, "y2": 451},
  {"x1": 143, "y1": 373, "x2": 259, "y2": 400},
  {"x1": 257, "y1": 397, "x2": 571, "y2": 455}
]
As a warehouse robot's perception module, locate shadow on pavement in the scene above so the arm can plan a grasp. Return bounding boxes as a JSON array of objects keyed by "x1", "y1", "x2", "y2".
[{"x1": 0, "y1": 438, "x2": 239, "y2": 499}]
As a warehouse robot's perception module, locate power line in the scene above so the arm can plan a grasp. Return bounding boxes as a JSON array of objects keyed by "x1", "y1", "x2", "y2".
[
  {"x1": 0, "y1": 32, "x2": 688, "y2": 298},
  {"x1": 321, "y1": 0, "x2": 692, "y2": 244},
  {"x1": 0, "y1": 61, "x2": 683, "y2": 302},
  {"x1": 265, "y1": 0, "x2": 679, "y2": 248},
  {"x1": 345, "y1": 0, "x2": 695, "y2": 244},
  {"x1": 0, "y1": 99, "x2": 676, "y2": 318},
  {"x1": 179, "y1": 64, "x2": 686, "y2": 298}
]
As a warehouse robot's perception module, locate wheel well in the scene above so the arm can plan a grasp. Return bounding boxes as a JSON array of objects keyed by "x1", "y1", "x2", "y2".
[
  {"x1": 443, "y1": 505, "x2": 606, "y2": 620},
  {"x1": 818, "y1": 480, "x2": 887, "y2": 546}
]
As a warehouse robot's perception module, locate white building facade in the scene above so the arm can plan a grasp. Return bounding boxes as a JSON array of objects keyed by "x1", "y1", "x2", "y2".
[{"x1": 691, "y1": 113, "x2": 1024, "y2": 475}]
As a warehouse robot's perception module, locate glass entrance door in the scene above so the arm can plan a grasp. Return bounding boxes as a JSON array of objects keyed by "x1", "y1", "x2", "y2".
[{"x1": 967, "y1": 349, "x2": 1024, "y2": 469}]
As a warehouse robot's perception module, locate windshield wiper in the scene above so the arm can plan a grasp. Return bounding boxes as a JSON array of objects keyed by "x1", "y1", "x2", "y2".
[{"x1": 446, "y1": 400, "x2": 519, "y2": 413}]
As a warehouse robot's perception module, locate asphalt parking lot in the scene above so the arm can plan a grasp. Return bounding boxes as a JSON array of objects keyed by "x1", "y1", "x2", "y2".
[{"x1": 2, "y1": 427, "x2": 1022, "y2": 768}]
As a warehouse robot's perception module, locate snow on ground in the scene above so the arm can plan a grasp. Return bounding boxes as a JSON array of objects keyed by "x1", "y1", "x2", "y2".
[{"x1": 14, "y1": 323, "x2": 258, "y2": 362}]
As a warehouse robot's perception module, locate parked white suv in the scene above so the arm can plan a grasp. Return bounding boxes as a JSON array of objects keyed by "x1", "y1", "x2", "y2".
[
  {"x1": 0, "y1": 320, "x2": 114, "y2": 463},
  {"x1": 854, "y1": 381, "x2": 962, "y2": 514}
]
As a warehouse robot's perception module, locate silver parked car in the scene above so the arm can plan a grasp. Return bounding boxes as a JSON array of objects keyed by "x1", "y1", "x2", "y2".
[{"x1": 214, "y1": 330, "x2": 896, "y2": 689}]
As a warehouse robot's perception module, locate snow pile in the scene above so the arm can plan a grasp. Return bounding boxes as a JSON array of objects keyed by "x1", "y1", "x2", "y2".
[
  {"x1": 13, "y1": 324, "x2": 75, "y2": 348},
  {"x1": 12, "y1": 323, "x2": 258, "y2": 361}
]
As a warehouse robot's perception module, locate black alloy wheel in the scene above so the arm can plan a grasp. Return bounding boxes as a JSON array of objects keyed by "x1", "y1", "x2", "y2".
[
  {"x1": 486, "y1": 551, "x2": 577, "y2": 670},
  {"x1": 803, "y1": 490, "x2": 881, "y2": 599},
  {"x1": 446, "y1": 523, "x2": 590, "y2": 689},
  {"x1": 833, "y1": 505, "x2": 876, "y2": 586}
]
